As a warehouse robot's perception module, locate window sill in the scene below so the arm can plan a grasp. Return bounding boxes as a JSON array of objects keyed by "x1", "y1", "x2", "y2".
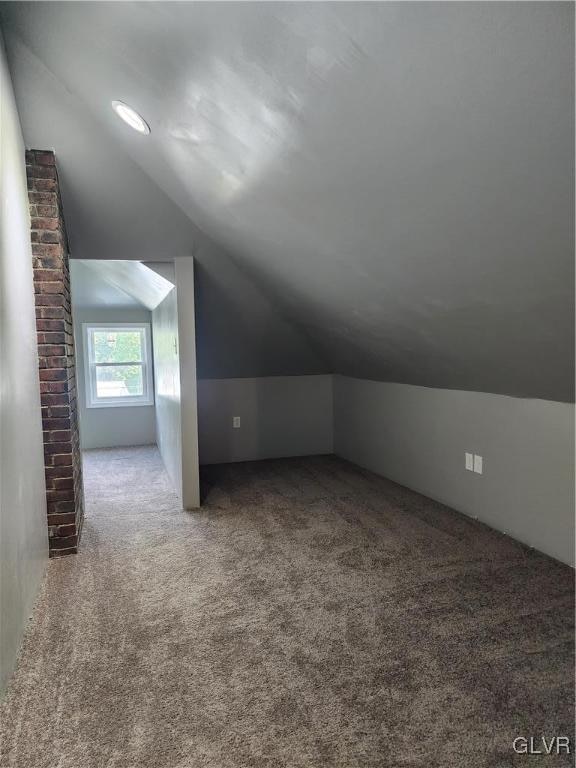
[{"x1": 86, "y1": 399, "x2": 155, "y2": 409}]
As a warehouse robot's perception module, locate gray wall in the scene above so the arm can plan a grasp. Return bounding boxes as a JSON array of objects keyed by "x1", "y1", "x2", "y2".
[
  {"x1": 197, "y1": 375, "x2": 333, "y2": 465},
  {"x1": 0, "y1": 33, "x2": 48, "y2": 693},
  {"x1": 73, "y1": 307, "x2": 156, "y2": 450},
  {"x1": 334, "y1": 376, "x2": 575, "y2": 566}
]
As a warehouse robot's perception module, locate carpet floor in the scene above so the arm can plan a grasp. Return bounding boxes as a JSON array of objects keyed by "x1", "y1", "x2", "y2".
[{"x1": 0, "y1": 447, "x2": 573, "y2": 768}]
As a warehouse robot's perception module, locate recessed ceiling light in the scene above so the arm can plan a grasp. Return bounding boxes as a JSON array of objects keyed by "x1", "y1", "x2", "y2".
[{"x1": 111, "y1": 101, "x2": 150, "y2": 134}]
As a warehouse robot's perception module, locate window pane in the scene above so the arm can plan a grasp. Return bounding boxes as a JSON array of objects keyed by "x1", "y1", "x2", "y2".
[
  {"x1": 96, "y1": 365, "x2": 144, "y2": 398},
  {"x1": 93, "y1": 330, "x2": 143, "y2": 363}
]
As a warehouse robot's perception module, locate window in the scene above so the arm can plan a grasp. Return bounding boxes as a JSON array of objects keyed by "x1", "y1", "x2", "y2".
[{"x1": 83, "y1": 323, "x2": 154, "y2": 408}]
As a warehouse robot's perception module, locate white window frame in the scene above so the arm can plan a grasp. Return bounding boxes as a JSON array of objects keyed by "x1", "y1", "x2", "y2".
[{"x1": 83, "y1": 323, "x2": 154, "y2": 408}]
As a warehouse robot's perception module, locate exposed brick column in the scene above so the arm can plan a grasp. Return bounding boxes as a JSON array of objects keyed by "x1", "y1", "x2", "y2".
[{"x1": 26, "y1": 150, "x2": 84, "y2": 556}]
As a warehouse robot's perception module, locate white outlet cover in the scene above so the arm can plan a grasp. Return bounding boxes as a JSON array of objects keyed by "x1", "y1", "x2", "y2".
[
  {"x1": 473, "y1": 455, "x2": 483, "y2": 474},
  {"x1": 465, "y1": 452, "x2": 474, "y2": 471},
  {"x1": 233, "y1": 416, "x2": 241, "y2": 428}
]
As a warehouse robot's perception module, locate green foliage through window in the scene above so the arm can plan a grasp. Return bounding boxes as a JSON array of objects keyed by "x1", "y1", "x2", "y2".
[{"x1": 92, "y1": 330, "x2": 144, "y2": 398}]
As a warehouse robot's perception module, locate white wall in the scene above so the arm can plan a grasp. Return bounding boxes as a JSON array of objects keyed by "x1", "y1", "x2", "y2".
[
  {"x1": 334, "y1": 376, "x2": 575, "y2": 566},
  {"x1": 151, "y1": 259, "x2": 199, "y2": 509},
  {"x1": 175, "y1": 259, "x2": 200, "y2": 509},
  {"x1": 73, "y1": 307, "x2": 156, "y2": 450},
  {"x1": 152, "y1": 283, "x2": 182, "y2": 501},
  {"x1": 197, "y1": 375, "x2": 333, "y2": 465},
  {"x1": 0, "y1": 33, "x2": 48, "y2": 693}
]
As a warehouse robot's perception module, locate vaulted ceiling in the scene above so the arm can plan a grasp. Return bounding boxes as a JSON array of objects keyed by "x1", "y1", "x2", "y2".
[{"x1": 1, "y1": 2, "x2": 573, "y2": 399}]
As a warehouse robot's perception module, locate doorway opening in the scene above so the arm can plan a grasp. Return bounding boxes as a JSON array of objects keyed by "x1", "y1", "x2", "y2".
[{"x1": 69, "y1": 259, "x2": 200, "y2": 522}]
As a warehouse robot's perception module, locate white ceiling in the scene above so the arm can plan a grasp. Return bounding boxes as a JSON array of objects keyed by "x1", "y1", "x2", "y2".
[
  {"x1": 1, "y1": 2, "x2": 573, "y2": 399},
  {"x1": 71, "y1": 260, "x2": 174, "y2": 310},
  {"x1": 70, "y1": 260, "x2": 142, "y2": 310}
]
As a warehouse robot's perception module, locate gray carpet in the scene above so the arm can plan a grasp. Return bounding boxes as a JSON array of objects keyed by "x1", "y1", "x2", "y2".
[{"x1": 0, "y1": 446, "x2": 573, "y2": 767}]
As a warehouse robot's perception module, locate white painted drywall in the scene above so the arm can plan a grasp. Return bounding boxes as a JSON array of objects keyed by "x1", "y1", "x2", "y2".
[
  {"x1": 333, "y1": 376, "x2": 575, "y2": 566},
  {"x1": 73, "y1": 308, "x2": 156, "y2": 450},
  {"x1": 0, "y1": 33, "x2": 48, "y2": 693},
  {"x1": 197, "y1": 375, "x2": 333, "y2": 465},
  {"x1": 175, "y1": 259, "x2": 200, "y2": 509},
  {"x1": 151, "y1": 278, "x2": 183, "y2": 502},
  {"x1": 151, "y1": 260, "x2": 199, "y2": 508}
]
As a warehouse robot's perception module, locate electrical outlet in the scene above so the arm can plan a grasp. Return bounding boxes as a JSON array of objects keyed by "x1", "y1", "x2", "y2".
[
  {"x1": 473, "y1": 454, "x2": 483, "y2": 474},
  {"x1": 465, "y1": 452, "x2": 474, "y2": 471},
  {"x1": 233, "y1": 416, "x2": 241, "y2": 429}
]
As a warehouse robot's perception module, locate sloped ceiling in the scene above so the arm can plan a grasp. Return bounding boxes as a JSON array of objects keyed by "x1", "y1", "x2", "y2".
[
  {"x1": 0, "y1": 10, "x2": 325, "y2": 380},
  {"x1": 70, "y1": 260, "x2": 143, "y2": 310},
  {"x1": 1, "y1": 2, "x2": 573, "y2": 400},
  {"x1": 74, "y1": 261, "x2": 175, "y2": 311}
]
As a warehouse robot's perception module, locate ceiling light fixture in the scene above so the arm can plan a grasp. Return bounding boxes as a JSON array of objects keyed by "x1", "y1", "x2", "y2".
[{"x1": 111, "y1": 101, "x2": 150, "y2": 134}]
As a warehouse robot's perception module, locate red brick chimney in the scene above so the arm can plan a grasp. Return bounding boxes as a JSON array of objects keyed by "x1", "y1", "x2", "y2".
[{"x1": 26, "y1": 149, "x2": 84, "y2": 556}]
